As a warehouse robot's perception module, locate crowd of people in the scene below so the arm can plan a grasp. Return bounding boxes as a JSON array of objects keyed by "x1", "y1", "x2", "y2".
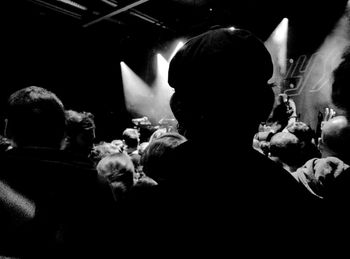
[{"x1": 1, "y1": 26, "x2": 350, "y2": 257}]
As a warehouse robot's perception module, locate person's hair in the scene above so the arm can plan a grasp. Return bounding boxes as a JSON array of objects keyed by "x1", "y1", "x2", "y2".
[
  {"x1": 65, "y1": 110, "x2": 95, "y2": 137},
  {"x1": 168, "y1": 27, "x2": 274, "y2": 140},
  {"x1": 64, "y1": 110, "x2": 95, "y2": 153},
  {"x1": 269, "y1": 132, "x2": 303, "y2": 167},
  {"x1": 96, "y1": 152, "x2": 135, "y2": 198},
  {"x1": 148, "y1": 128, "x2": 167, "y2": 143},
  {"x1": 89, "y1": 141, "x2": 121, "y2": 165},
  {"x1": 284, "y1": 121, "x2": 320, "y2": 160},
  {"x1": 141, "y1": 132, "x2": 186, "y2": 182},
  {"x1": 5, "y1": 86, "x2": 66, "y2": 148},
  {"x1": 284, "y1": 121, "x2": 315, "y2": 143},
  {"x1": 332, "y1": 47, "x2": 350, "y2": 113},
  {"x1": 122, "y1": 128, "x2": 140, "y2": 149}
]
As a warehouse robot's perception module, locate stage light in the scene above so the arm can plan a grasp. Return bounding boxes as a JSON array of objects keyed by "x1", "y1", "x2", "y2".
[
  {"x1": 273, "y1": 18, "x2": 288, "y2": 44},
  {"x1": 120, "y1": 61, "x2": 154, "y2": 120},
  {"x1": 284, "y1": 1, "x2": 350, "y2": 130},
  {"x1": 169, "y1": 41, "x2": 185, "y2": 61},
  {"x1": 265, "y1": 17, "x2": 289, "y2": 87},
  {"x1": 151, "y1": 54, "x2": 176, "y2": 123},
  {"x1": 157, "y1": 53, "x2": 169, "y2": 82},
  {"x1": 57, "y1": 0, "x2": 87, "y2": 10}
]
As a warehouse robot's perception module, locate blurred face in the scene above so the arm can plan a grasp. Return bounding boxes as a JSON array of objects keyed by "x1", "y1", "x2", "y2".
[{"x1": 75, "y1": 128, "x2": 95, "y2": 151}]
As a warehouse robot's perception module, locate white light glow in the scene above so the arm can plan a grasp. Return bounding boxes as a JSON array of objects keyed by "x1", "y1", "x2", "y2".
[
  {"x1": 57, "y1": 0, "x2": 87, "y2": 10},
  {"x1": 152, "y1": 54, "x2": 176, "y2": 122},
  {"x1": 169, "y1": 41, "x2": 185, "y2": 61},
  {"x1": 265, "y1": 17, "x2": 289, "y2": 85},
  {"x1": 157, "y1": 53, "x2": 169, "y2": 82},
  {"x1": 120, "y1": 61, "x2": 154, "y2": 119},
  {"x1": 273, "y1": 18, "x2": 288, "y2": 44}
]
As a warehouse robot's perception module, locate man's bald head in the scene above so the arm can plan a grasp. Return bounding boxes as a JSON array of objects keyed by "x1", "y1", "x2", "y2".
[{"x1": 320, "y1": 116, "x2": 350, "y2": 162}]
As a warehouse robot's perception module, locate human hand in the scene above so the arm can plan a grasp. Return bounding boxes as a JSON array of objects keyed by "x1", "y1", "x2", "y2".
[{"x1": 321, "y1": 107, "x2": 336, "y2": 129}]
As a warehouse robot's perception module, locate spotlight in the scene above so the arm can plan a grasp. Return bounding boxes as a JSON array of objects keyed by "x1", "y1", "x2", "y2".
[
  {"x1": 169, "y1": 41, "x2": 185, "y2": 61},
  {"x1": 273, "y1": 18, "x2": 288, "y2": 44}
]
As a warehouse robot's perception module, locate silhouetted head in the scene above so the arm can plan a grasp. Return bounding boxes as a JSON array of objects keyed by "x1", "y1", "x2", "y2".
[
  {"x1": 319, "y1": 115, "x2": 350, "y2": 163},
  {"x1": 122, "y1": 128, "x2": 140, "y2": 150},
  {"x1": 269, "y1": 132, "x2": 303, "y2": 169},
  {"x1": 64, "y1": 110, "x2": 96, "y2": 154},
  {"x1": 4, "y1": 86, "x2": 66, "y2": 148},
  {"x1": 96, "y1": 152, "x2": 135, "y2": 198},
  {"x1": 284, "y1": 121, "x2": 314, "y2": 144},
  {"x1": 284, "y1": 121, "x2": 320, "y2": 161},
  {"x1": 168, "y1": 27, "x2": 274, "y2": 141},
  {"x1": 141, "y1": 132, "x2": 186, "y2": 182}
]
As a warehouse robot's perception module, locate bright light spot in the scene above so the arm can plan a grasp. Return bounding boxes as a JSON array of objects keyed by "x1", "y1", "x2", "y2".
[
  {"x1": 273, "y1": 18, "x2": 288, "y2": 44},
  {"x1": 57, "y1": 0, "x2": 87, "y2": 10},
  {"x1": 157, "y1": 53, "x2": 169, "y2": 82},
  {"x1": 153, "y1": 54, "x2": 176, "y2": 123},
  {"x1": 169, "y1": 41, "x2": 185, "y2": 61},
  {"x1": 265, "y1": 17, "x2": 289, "y2": 82},
  {"x1": 228, "y1": 26, "x2": 235, "y2": 31},
  {"x1": 120, "y1": 61, "x2": 154, "y2": 119}
]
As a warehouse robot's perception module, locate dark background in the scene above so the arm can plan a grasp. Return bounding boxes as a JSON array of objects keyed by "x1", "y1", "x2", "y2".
[{"x1": 0, "y1": 0, "x2": 348, "y2": 141}]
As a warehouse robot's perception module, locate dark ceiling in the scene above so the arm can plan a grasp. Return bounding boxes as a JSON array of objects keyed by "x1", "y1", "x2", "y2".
[
  {"x1": 5, "y1": 0, "x2": 349, "y2": 52},
  {"x1": 0, "y1": 0, "x2": 348, "y2": 139}
]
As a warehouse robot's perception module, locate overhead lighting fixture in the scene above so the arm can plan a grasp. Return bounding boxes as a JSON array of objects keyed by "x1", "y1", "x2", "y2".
[
  {"x1": 57, "y1": 0, "x2": 87, "y2": 11},
  {"x1": 101, "y1": 0, "x2": 118, "y2": 7},
  {"x1": 169, "y1": 41, "x2": 185, "y2": 61},
  {"x1": 29, "y1": 0, "x2": 82, "y2": 19}
]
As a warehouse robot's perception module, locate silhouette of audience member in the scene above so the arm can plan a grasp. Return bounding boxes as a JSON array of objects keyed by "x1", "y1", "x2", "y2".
[
  {"x1": 122, "y1": 128, "x2": 141, "y2": 169},
  {"x1": 293, "y1": 116, "x2": 350, "y2": 199},
  {"x1": 90, "y1": 141, "x2": 122, "y2": 166},
  {"x1": 97, "y1": 152, "x2": 136, "y2": 200},
  {"x1": 270, "y1": 93, "x2": 294, "y2": 132},
  {"x1": 318, "y1": 115, "x2": 350, "y2": 163},
  {"x1": 141, "y1": 132, "x2": 186, "y2": 184},
  {"x1": 286, "y1": 94, "x2": 297, "y2": 125},
  {"x1": 283, "y1": 121, "x2": 320, "y2": 160},
  {"x1": 124, "y1": 27, "x2": 318, "y2": 255},
  {"x1": 0, "y1": 86, "x2": 116, "y2": 258},
  {"x1": 294, "y1": 156, "x2": 349, "y2": 199},
  {"x1": 268, "y1": 131, "x2": 304, "y2": 173},
  {"x1": 63, "y1": 109, "x2": 96, "y2": 157},
  {"x1": 303, "y1": 47, "x2": 350, "y2": 236},
  {"x1": 122, "y1": 128, "x2": 140, "y2": 153}
]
